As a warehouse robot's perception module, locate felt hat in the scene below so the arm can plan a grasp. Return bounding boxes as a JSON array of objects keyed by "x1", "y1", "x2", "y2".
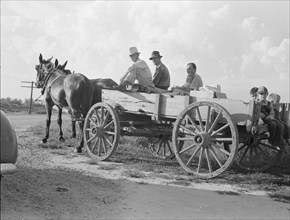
[
  {"x1": 149, "y1": 51, "x2": 163, "y2": 60},
  {"x1": 129, "y1": 47, "x2": 140, "y2": 56}
]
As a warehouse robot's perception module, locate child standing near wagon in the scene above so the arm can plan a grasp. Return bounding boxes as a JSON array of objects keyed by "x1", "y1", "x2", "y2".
[{"x1": 256, "y1": 86, "x2": 287, "y2": 149}]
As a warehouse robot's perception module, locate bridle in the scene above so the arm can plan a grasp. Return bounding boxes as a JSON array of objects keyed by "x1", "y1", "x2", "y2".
[{"x1": 35, "y1": 63, "x2": 56, "y2": 89}]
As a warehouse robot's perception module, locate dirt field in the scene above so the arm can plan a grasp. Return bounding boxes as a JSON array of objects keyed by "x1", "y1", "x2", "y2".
[{"x1": 1, "y1": 113, "x2": 290, "y2": 219}]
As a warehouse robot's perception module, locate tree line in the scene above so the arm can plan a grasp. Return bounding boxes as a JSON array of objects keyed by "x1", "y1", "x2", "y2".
[{"x1": 0, "y1": 97, "x2": 45, "y2": 113}]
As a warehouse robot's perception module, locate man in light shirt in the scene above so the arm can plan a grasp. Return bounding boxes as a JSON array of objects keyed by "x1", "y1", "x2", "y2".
[
  {"x1": 172, "y1": 62, "x2": 203, "y2": 91},
  {"x1": 119, "y1": 47, "x2": 155, "y2": 89}
]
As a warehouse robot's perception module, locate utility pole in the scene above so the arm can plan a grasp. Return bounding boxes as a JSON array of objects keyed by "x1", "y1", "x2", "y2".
[{"x1": 21, "y1": 81, "x2": 35, "y2": 114}]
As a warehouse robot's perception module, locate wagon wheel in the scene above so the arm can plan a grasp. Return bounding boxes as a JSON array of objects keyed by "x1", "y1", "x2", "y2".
[
  {"x1": 172, "y1": 101, "x2": 238, "y2": 178},
  {"x1": 235, "y1": 132, "x2": 282, "y2": 172},
  {"x1": 148, "y1": 135, "x2": 184, "y2": 159},
  {"x1": 83, "y1": 103, "x2": 120, "y2": 160}
]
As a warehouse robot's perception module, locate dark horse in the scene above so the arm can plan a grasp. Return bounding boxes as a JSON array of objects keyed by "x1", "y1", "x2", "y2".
[{"x1": 35, "y1": 54, "x2": 93, "y2": 153}]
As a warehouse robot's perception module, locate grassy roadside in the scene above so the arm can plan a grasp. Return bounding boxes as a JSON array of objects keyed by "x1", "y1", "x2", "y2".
[{"x1": 17, "y1": 116, "x2": 290, "y2": 203}]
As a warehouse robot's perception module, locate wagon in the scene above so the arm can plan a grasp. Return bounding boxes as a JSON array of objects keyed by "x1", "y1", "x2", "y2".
[{"x1": 83, "y1": 88, "x2": 289, "y2": 178}]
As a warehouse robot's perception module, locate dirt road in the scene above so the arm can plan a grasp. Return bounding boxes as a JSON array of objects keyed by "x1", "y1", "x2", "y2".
[{"x1": 1, "y1": 114, "x2": 289, "y2": 219}]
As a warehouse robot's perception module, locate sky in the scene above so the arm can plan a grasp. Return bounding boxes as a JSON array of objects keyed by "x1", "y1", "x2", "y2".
[{"x1": 1, "y1": 0, "x2": 289, "y2": 102}]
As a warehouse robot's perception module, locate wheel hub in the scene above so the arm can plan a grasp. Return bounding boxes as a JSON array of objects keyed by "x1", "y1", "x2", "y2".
[
  {"x1": 92, "y1": 126, "x2": 104, "y2": 137},
  {"x1": 194, "y1": 132, "x2": 211, "y2": 147}
]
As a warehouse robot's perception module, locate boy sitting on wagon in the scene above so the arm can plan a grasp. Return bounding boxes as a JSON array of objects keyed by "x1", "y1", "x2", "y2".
[{"x1": 256, "y1": 86, "x2": 288, "y2": 150}]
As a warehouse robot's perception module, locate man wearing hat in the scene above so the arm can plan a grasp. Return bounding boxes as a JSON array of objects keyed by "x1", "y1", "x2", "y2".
[
  {"x1": 119, "y1": 47, "x2": 154, "y2": 89},
  {"x1": 149, "y1": 51, "x2": 170, "y2": 90}
]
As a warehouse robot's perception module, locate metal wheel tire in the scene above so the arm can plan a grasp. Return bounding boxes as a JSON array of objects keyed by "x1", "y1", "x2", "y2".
[
  {"x1": 83, "y1": 103, "x2": 120, "y2": 160},
  {"x1": 172, "y1": 101, "x2": 238, "y2": 179},
  {"x1": 148, "y1": 135, "x2": 183, "y2": 160},
  {"x1": 235, "y1": 133, "x2": 282, "y2": 172}
]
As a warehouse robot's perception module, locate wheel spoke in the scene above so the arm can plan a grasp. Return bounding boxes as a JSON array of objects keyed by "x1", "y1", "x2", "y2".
[
  {"x1": 253, "y1": 147, "x2": 262, "y2": 166},
  {"x1": 211, "y1": 123, "x2": 229, "y2": 137},
  {"x1": 239, "y1": 145, "x2": 250, "y2": 164},
  {"x1": 100, "y1": 106, "x2": 104, "y2": 124},
  {"x1": 89, "y1": 117, "x2": 97, "y2": 127},
  {"x1": 94, "y1": 109, "x2": 101, "y2": 125},
  {"x1": 185, "y1": 114, "x2": 201, "y2": 133},
  {"x1": 205, "y1": 106, "x2": 211, "y2": 132},
  {"x1": 101, "y1": 137, "x2": 107, "y2": 155},
  {"x1": 196, "y1": 107, "x2": 205, "y2": 131},
  {"x1": 102, "y1": 111, "x2": 110, "y2": 126},
  {"x1": 104, "y1": 120, "x2": 114, "y2": 130},
  {"x1": 166, "y1": 141, "x2": 173, "y2": 156},
  {"x1": 208, "y1": 112, "x2": 222, "y2": 134},
  {"x1": 104, "y1": 131, "x2": 116, "y2": 136},
  {"x1": 87, "y1": 134, "x2": 97, "y2": 143},
  {"x1": 256, "y1": 145, "x2": 271, "y2": 159},
  {"x1": 179, "y1": 124, "x2": 197, "y2": 136},
  {"x1": 211, "y1": 137, "x2": 233, "y2": 143},
  {"x1": 238, "y1": 143, "x2": 247, "y2": 152},
  {"x1": 205, "y1": 148, "x2": 213, "y2": 173},
  {"x1": 98, "y1": 137, "x2": 102, "y2": 157},
  {"x1": 249, "y1": 147, "x2": 253, "y2": 170},
  {"x1": 91, "y1": 137, "x2": 99, "y2": 153},
  {"x1": 177, "y1": 136, "x2": 195, "y2": 141},
  {"x1": 259, "y1": 141, "x2": 280, "y2": 151},
  {"x1": 185, "y1": 146, "x2": 201, "y2": 166},
  {"x1": 209, "y1": 145, "x2": 222, "y2": 168},
  {"x1": 179, "y1": 143, "x2": 197, "y2": 154},
  {"x1": 104, "y1": 134, "x2": 114, "y2": 148},
  {"x1": 197, "y1": 148, "x2": 204, "y2": 173},
  {"x1": 211, "y1": 143, "x2": 230, "y2": 156}
]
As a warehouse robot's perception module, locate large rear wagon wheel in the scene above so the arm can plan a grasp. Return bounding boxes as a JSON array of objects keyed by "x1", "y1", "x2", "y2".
[
  {"x1": 235, "y1": 132, "x2": 282, "y2": 172},
  {"x1": 84, "y1": 103, "x2": 120, "y2": 161},
  {"x1": 172, "y1": 101, "x2": 238, "y2": 179}
]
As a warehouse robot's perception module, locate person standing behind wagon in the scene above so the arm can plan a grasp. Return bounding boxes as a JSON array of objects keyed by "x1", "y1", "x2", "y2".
[{"x1": 149, "y1": 51, "x2": 170, "y2": 90}]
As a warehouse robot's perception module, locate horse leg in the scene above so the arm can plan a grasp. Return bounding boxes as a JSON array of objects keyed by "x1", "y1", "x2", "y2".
[
  {"x1": 42, "y1": 102, "x2": 53, "y2": 143},
  {"x1": 71, "y1": 119, "x2": 76, "y2": 138},
  {"x1": 75, "y1": 120, "x2": 84, "y2": 153},
  {"x1": 57, "y1": 107, "x2": 65, "y2": 142}
]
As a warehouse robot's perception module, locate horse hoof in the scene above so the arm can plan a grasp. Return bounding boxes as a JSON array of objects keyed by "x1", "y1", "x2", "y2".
[
  {"x1": 59, "y1": 137, "x2": 65, "y2": 142},
  {"x1": 73, "y1": 148, "x2": 82, "y2": 153},
  {"x1": 42, "y1": 139, "x2": 47, "y2": 144}
]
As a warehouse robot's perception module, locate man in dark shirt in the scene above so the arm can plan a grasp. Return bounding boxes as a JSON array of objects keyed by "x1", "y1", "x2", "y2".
[{"x1": 149, "y1": 51, "x2": 170, "y2": 90}]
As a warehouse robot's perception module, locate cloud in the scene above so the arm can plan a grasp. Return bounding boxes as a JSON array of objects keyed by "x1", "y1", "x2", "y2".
[{"x1": 209, "y1": 4, "x2": 230, "y2": 19}]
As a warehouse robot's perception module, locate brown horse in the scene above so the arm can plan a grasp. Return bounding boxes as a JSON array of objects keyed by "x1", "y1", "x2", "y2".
[{"x1": 35, "y1": 54, "x2": 93, "y2": 153}]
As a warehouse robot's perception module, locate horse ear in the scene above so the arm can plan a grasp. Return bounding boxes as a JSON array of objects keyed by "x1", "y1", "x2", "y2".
[
  {"x1": 63, "y1": 61, "x2": 68, "y2": 69},
  {"x1": 55, "y1": 59, "x2": 59, "y2": 68},
  {"x1": 39, "y1": 54, "x2": 43, "y2": 63}
]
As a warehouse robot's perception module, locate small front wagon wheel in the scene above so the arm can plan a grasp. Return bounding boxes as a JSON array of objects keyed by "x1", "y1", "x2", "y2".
[
  {"x1": 172, "y1": 101, "x2": 238, "y2": 178},
  {"x1": 84, "y1": 103, "x2": 120, "y2": 160}
]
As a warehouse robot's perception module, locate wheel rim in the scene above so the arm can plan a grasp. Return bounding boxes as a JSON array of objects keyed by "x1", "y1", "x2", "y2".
[
  {"x1": 84, "y1": 103, "x2": 120, "y2": 160},
  {"x1": 235, "y1": 133, "x2": 282, "y2": 172},
  {"x1": 172, "y1": 101, "x2": 238, "y2": 178}
]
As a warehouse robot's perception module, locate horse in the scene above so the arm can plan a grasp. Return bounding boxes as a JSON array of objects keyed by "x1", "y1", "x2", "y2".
[{"x1": 35, "y1": 53, "x2": 93, "y2": 153}]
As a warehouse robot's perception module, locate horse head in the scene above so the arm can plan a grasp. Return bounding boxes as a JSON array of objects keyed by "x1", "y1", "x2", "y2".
[
  {"x1": 35, "y1": 64, "x2": 46, "y2": 88},
  {"x1": 56, "y1": 60, "x2": 72, "y2": 75},
  {"x1": 39, "y1": 53, "x2": 55, "y2": 74}
]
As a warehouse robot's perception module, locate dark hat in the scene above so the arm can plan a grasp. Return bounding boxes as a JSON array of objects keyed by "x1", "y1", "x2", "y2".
[
  {"x1": 149, "y1": 51, "x2": 162, "y2": 60},
  {"x1": 257, "y1": 86, "x2": 268, "y2": 94}
]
